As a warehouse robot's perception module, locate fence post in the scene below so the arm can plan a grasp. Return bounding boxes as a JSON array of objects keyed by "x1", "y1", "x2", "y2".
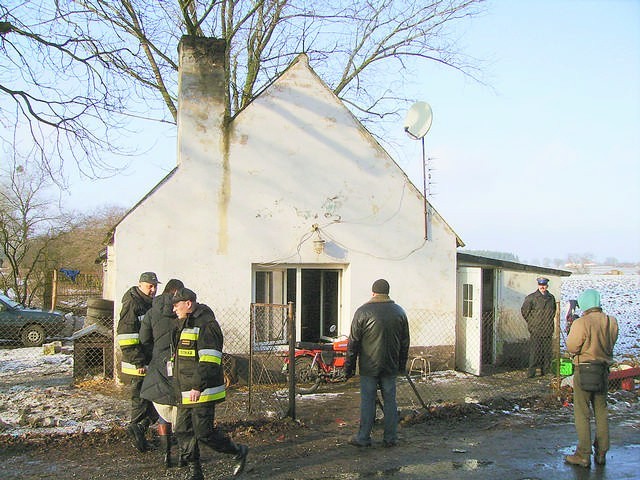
[
  {"x1": 248, "y1": 305, "x2": 254, "y2": 413},
  {"x1": 50, "y1": 269, "x2": 58, "y2": 312},
  {"x1": 286, "y1": 301, "x2": 296, "y2": 420},
  {"x1": 553, "y1": 301, "x2": 561, "y2": 393}
]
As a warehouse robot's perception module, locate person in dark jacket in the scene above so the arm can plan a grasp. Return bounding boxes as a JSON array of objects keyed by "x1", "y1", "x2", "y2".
[
  {"x1": 565, "y1": 299, "x2": 580, "y2": 335},
  {"x1": 171, "y1": 288, "x2": 248, "y2": 480},
  {"x1": 140, "y1": 278, "x2": 184, "y2": 467},
  {"x1": 521, "y1": 277, "x2": 557, "y2": 377},
  {"x1": 116, "y1": 271, "x2": 161, "y2": 452},
  {"x1": 564, "y1": 289, "x2": 618, "y2": 468},
  {"x1": 344, "y1": 279, "x2": 410, "y2": 448}
]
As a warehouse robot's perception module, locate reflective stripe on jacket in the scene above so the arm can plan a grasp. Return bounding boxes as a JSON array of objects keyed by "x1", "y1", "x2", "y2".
[
  {"x1": 181, "y1": 385, "x2": 226, "y2": 405},
  {"x1": 173, "y1": 303, "x2": 226, "y2": 407},
  {"x1": 121, "y1": 361, "x2": 146, "y2": 376}
]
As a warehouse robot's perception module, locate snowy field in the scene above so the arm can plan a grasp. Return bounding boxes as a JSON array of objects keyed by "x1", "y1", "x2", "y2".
[{"x1": 561, "y1": 275, "x2": 639, "y2": 358}]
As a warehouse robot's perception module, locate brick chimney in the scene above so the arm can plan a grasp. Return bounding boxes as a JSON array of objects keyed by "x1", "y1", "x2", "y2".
[{"x1": 176, "y1": 36, "x2": 227, "y2": 168}]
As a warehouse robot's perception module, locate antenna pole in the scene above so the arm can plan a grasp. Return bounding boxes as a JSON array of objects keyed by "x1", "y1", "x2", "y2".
[{"x1": 421, "y1": 137, "x2": 429, "y2": 240}]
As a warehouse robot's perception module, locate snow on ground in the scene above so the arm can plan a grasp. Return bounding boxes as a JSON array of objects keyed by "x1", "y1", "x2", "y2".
[
  {"x1": 0, "y1": 347, "x2": 129, "y2": 436},
  {"x1": 0, "y1": 347, "x2": 72, "y2": 376}
]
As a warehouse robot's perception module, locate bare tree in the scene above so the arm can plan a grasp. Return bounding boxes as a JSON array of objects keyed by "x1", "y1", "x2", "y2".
[
  {"x1": 1, "y1": 0, "x2": 485, "y2": 176},
  {"x1": 48, "y1": 205, "x2": 127, "y2": 273},
  {"x1": 0, "y1": 3, "x2": 136, "y2": 181},
  {"x1": 0, "y1": 155, "x2": 71, "y2": 306}
]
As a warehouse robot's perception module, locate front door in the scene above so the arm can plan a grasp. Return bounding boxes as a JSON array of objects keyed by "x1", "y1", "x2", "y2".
[
  {"x1": 456, "y1": 267, "x2": 482, "y2": 375},
  {"x1": 300, "y1": 269, "x2": 340, "y2": 341},
  {"x1": 253, "y1": 267, "x2": 341, "y2": 344}
]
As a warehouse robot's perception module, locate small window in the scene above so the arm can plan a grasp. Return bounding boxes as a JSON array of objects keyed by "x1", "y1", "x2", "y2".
[{"x1": 462, "y1": 283, "x2": 473, "y2": 318}]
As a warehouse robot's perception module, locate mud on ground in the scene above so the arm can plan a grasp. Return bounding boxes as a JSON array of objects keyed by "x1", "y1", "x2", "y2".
[{"x1": 0, "y1": 387, "x2": 618, "y2": 480}]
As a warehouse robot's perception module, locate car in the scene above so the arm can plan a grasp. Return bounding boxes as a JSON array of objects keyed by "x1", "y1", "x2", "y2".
[{"x1": 0, "y1": 293, "x2": 66, "y2": 347}]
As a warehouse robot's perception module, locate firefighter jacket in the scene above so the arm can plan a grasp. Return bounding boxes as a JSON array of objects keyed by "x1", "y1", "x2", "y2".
[
  {"x1": 345, "y1": 295, "x2": 410, "y2": 378},
  {"x1": 172, "y1": 303, "x2": 226, "y2": 407},
  {"x1": 140, "y1": 292, "x2": 178, "y2": 406},
  {"x1": 521, "y1": 289, "x2": 556, "y2": 337},
  {"x1": 116, "y1": 286, "x2": 154, "y2": 376}
]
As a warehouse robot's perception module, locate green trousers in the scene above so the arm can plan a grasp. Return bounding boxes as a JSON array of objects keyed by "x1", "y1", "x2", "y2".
[{"x1": 572, "y1": 366, "x2": 610, "y2": 456}]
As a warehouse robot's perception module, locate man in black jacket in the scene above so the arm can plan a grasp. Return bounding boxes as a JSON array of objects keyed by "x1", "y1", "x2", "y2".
[
  {"x1": 116, "y1": 271, "x2": 160, "y2": 452},
  {"x1": 521, "y1": 276, "x2": 557, "y2": 377},
  {"x1": 171, "y1": 288, "x2": 248, "y2": 480},
  {"x1": 140, "y1": 278, "x2": 184, "y2": 467},
  {"x1": 344, "y1": 279, "x2": 410, "y2": 448}
]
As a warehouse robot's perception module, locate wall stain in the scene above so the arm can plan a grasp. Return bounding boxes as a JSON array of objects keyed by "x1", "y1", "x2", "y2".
[{"x1": 218, "y1": 120, "x2": 231, "y2": 254}]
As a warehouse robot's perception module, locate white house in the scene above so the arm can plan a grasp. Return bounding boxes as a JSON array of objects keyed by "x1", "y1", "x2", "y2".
[{"x1": 104, "y1": 36, "x2": 463, "y2": 363}]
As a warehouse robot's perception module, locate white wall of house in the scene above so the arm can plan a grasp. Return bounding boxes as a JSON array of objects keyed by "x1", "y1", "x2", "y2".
[{"x1": 108, "y1": 38, "x2": 459, "y2": 353}]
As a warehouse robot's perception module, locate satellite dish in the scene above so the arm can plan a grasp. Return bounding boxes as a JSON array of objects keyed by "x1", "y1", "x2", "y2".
[{"x1": 404, "y1": 101, "x2": 433, "y2": 139}]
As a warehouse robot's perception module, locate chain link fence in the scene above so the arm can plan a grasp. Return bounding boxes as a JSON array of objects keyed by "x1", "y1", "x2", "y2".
[
  {"x1": 1, "y1": 295, "x2": 562, "y2": 423},
  {"x1": 217, "y1": 303, "x2": 560, "y2": 422}
]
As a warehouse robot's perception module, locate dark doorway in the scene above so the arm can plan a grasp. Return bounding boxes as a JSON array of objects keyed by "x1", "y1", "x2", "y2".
[
  {"x1": 481, "y1": 269, "x2": 495, "y2": 368},
  {"x1": 300, "y1": 269, "x2": 339, "y2": 342}
]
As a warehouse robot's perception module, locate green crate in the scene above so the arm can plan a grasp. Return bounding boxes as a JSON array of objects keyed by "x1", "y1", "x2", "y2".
[{"x1": 553, "y1": 358, "x2": 574, "y2": 376}]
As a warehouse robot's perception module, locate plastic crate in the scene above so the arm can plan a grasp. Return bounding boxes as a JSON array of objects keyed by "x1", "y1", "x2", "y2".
[{"x1": 552, "y1": 358, "x2": 574, "y2": 376}]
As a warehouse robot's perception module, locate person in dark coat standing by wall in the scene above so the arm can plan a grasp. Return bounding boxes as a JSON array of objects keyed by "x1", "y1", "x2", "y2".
[
  {"x1": 564, "y1": 289, "x2": 618, "y2": 468},
  {"x1": 171, "y1": 288, "x2": 248, "y2": 480},
  {"x1": 140, "y1": 278, "x2": 184, "y2": 467},
  {"x1": 344, "y1": 279, "x2": 410, "y2": 448},
  {"x1": 116, "y1": 271, "x2": 161, "y2": 452},
  {"x1": 521, "y1": 276, "x2": 557, "y2": 377}
]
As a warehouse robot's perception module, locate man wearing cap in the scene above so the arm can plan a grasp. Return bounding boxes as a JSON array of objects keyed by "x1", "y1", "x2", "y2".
[
  {"x1": 521, "y1": 277, "x2": 557, "y2": 377},
  {"x1": 344, "y1": 279, "x2": 410, "y2": 448},
  {"x1": 564, "y1": 289, "x2": 618, "y2": 468},
  {"x1": 170, "y1": 287, "x2": 248, "y2": 480},
  {"x1": 116, "y1": 271, "x2": 161, "y2": 452}
]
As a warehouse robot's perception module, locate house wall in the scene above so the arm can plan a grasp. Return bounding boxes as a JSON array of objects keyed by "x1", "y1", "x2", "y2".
[{"x1": 109, "y1": 38, "x2": 458, "y2": 357}]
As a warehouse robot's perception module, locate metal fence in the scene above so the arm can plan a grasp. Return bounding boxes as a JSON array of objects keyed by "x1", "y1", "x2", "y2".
[
  {"x1": 1, "y1": 298, "x2": 563, "y2": 425},
  {"x1": 49, "y1": 271, "x2": 104, "y2": 315},
  {"x1": 217, "y1": 304, "x2": 562, "y2": 422}
]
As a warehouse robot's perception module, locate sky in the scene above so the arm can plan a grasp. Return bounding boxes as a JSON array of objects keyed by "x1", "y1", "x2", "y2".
[{"x1": 64, "y1": 0, "x2": 640, "y2": 265}]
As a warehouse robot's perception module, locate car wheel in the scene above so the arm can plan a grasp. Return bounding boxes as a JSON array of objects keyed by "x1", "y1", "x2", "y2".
[{"x1": 21, "y1": 324, "x2": 46, "y2": 347}]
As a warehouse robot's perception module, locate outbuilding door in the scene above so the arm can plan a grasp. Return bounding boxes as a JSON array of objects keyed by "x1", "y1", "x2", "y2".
[{"x1": 456, "y1": 267, "x2": 482, "y2": 375}]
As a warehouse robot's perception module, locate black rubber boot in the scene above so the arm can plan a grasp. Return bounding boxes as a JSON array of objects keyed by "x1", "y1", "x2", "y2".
[
  {"x1": 127, "y1": 422, "x2": 148, "y2": 453},
  {"x1": 188, "y1": 461, "x2": 204, "y2": 480},
  {"x1": 158, "y1": 423, "x2": 173, "y2": 468},
  {"x1": 233, "y1": 444, "x2": 249, "y2": 476}
]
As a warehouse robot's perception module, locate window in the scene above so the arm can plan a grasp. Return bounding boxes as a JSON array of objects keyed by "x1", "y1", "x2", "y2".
[{"x1": 462, "y1": 283, "x2": 473, "y2": 318}]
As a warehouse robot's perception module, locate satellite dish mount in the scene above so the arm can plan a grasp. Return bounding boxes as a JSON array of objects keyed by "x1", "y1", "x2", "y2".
[{"x1": 403, "y1": 102, "x2": 433, "y2": 240}]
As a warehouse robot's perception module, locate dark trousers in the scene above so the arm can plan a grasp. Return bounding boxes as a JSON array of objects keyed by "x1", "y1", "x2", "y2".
[
  {"x1": 175, "y1": 403, "x2": 239, "y2": 462},
  {"x1": 528, "y1": 335, "x2": 552, "y2": 375},
  {"x1": 130, "y1": 377, "x2": 158, "y2": 426}
]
